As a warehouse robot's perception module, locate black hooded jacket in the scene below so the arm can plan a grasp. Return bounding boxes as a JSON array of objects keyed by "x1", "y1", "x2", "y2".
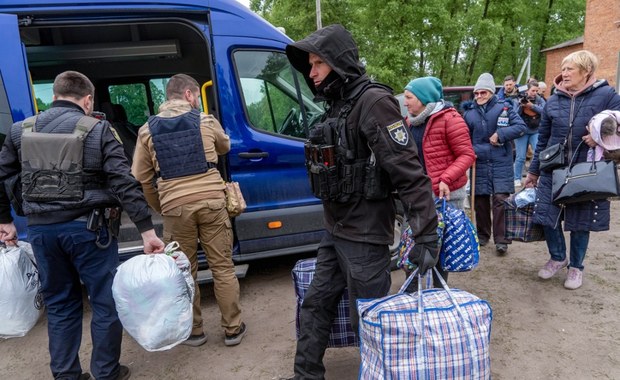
[{"x1": 287, "y1": 25, "x2": 437, "y2": 244}]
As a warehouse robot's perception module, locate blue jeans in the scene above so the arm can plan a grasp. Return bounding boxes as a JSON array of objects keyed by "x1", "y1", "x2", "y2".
[
  {"x1": 514, "y1": 132, "x2": 539, "y2": 180},
  {"x1": 29, "y1": 221, "x2": 122, "y2": 380},
  {"x1": 542, "y1": 225, "x2": 590, "y2": 270}
]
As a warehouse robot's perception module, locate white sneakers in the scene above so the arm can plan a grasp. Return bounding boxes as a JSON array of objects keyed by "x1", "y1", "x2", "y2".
[
  {"x1": 538, "y1": 258, "x2": 583, "y2": 289},
  {"x1": 514, "y1": 179, "x2": 522, "y2": 187},
  {"x1": 538, "y1": 258, "x2": 568, "y2": 279},
  {"x1": 564, "y1": 268, "x2": 583, "y2": 290}
]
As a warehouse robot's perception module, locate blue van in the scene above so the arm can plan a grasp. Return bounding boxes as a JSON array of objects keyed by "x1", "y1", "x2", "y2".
[{"x1": 0, "y1": 0, "x2": 403, "y2": 276}]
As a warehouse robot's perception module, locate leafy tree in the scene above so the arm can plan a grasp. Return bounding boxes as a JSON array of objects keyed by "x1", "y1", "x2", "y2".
[
  {"x1": 252, "y1": 0, "x2": 585, "y2": 90},
  {"x1": 109, "y1": 83, "x2": 149, "y2": 125},
  {"x1": 35, "y1": 97, "x2": 52, "y2": 112}
]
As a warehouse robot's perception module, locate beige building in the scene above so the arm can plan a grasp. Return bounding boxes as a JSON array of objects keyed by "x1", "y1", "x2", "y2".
[{"x1": 542, "y1": 0, "x2": 620, "y2": 97}]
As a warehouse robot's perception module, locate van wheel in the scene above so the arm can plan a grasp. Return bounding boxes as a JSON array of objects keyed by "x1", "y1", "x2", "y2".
[{"x1": 389, "y1": 214, "x2": 406, "y2": 271}]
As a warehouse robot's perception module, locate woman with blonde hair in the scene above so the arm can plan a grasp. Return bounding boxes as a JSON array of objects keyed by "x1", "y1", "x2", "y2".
[{"x1": 525, "y1": 50, "x2": 620, "y2": 289}]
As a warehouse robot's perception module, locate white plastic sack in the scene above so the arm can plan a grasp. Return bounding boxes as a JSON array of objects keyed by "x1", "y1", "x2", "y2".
[
  {"x1": 0, "y1": 242, "x2": 43, "y2": 338},
  {"x1": 112, "y1": 243, "x2": 194, "y2": 352}
]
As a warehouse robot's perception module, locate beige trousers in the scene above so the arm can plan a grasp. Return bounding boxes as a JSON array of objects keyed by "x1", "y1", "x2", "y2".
[{"x1": 162, "y1": 197, "x2": 242, "y2": 336}]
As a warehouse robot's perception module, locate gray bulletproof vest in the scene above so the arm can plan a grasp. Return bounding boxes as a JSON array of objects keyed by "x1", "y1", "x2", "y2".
[{"x1": 20, "y1": 115, "x2": 100, "y2": 202}]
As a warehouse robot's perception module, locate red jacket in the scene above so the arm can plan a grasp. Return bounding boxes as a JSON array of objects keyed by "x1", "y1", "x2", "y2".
[{"x1": 421, "y1": 108, "x2": 476, "y2": 196}]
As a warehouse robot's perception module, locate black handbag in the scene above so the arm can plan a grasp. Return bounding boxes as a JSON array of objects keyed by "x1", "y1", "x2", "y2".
[
  {"x1": 552, "y1": 142, "x2": 620, "y2": 205},
  {"x1": 539, "y1": 142, "x2": 566, "y2": 171}
]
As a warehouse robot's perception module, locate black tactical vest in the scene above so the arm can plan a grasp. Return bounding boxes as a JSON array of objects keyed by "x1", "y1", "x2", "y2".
[
  {"x1": 304, "y1": 82, "x2": 391, "y2": 202},
  {"x1": 148, "y1": 109, "x2": 216, "y2": 180}
]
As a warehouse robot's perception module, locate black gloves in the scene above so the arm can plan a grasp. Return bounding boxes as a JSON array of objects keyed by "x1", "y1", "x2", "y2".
[{"x1": 410, "y1": 235, "x2": 439, "y2": 275}]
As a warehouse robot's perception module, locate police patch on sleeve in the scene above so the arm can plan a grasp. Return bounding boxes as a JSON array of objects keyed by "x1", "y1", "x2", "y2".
[
  {"x1": 109, "y1": 126, "x2": 123, "y2": 145},
  {"x1": 386, "y1": 120, "x2": 409, "y2": 146}
]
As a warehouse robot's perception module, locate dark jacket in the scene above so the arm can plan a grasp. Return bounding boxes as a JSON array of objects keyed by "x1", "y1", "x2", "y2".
[
  {"x1": 497, "y1": 85, "x2": 521, "y2": 101},
  {"x1": 463, "y1": 96, "x2": 526, "y2": 195},
  {"x1": 529, "y1": 78, "x2": 620, "y2": 231},
  {"x1": 286, "y1": 24, "x2": 437, "y2": 244},
  {"x1": 0, "y1": 100, "x2": 153, "y2": 232}
]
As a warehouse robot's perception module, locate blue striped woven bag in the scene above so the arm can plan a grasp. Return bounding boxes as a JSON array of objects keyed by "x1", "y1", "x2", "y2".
[
  {"x1": 436, "y1": 198, "x2": 480, "y2": 272},
  {"x1": 357, "y1": 268, "x2": 492, "y2": 379},
  {"x1": 292, "y1": 258, "x2": 358, "y2": 347}
]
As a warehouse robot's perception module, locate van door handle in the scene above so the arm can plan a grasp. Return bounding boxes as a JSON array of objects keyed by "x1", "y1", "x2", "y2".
[{"x1": 238, "y1": 152, "x2": 269, "y2": 159}]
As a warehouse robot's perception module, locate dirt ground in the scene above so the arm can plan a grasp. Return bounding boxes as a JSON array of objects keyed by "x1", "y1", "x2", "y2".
[{"x1": 1, "y1": 205, "x2": 620, "y2": 379}]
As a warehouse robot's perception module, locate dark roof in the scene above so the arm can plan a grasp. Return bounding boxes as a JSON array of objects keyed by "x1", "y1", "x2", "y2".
[{"x1": 540, "y1": 36, "x2": 584, "y2": 53}]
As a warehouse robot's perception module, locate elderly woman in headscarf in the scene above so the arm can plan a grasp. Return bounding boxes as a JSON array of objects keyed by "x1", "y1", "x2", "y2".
[{"x1": 525, "y1": 50, "x2": 620, "y2": 290}]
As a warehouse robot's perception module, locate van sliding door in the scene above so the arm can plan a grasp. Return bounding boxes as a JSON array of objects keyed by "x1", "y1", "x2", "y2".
[
  {"x1": 0, "y1": 13, "x2": 34, "y2": 241},
  {"x1": 0, "y1": 13, "x2": 35, "y2": 126}
]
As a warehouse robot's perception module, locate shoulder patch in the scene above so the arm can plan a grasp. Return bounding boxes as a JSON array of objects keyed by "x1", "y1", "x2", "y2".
[
  {"x1": 109, "y1": 126, "x2": 123, "y2": 145},
  {"x1": 386, "y1": 120, "x2": 409, "y2": 146}
]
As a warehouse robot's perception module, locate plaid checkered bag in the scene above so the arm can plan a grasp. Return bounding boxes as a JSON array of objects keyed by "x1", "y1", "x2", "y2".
[
  {"x1": 292, "y1": 258, "x2": 358, "y2": 348},
  {"x1": 357, "y1": 268, "x2": 492, "y2": 379},
  {"x1": 504, "y1": 191, "x2": 545, "y2": 242}
]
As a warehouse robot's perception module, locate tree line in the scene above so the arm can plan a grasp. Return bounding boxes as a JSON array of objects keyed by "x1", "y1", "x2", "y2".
[{"x1": 250, "y1": 0, "x2": 585, "y2": 90}]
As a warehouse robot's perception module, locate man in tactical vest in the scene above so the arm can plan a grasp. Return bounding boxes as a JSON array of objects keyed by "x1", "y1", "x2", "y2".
[
  {"x1": 285, "y1": 24, "x2": 439, "y2": 379},
  {"x1": 131, "y1": 74, "x2": 246, "y2": 348},
  {"x1": 0, "y1": 71, "x2": 165, "y2": 380}
]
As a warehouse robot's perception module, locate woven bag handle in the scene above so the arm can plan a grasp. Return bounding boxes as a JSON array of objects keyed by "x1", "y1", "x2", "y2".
[{"x1": 397, "y1": 268, "x2": 480, "y2": 379}]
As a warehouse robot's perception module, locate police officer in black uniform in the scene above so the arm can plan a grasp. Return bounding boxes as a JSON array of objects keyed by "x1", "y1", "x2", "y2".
[
  {"x1": 285, "y1": 24, "x2": 439, "y2": 379},
  {"x1": 0, "y1": 71, "x2": 164, "y2": 380}
]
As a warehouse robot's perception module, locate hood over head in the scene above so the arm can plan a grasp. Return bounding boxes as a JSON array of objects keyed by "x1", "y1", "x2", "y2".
[{"x1": 286, "y1": 24, "x2": 366, "y2": 96}]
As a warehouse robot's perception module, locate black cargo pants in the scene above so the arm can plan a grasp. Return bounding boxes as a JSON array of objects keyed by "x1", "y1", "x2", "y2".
[{"x1": 293, "y1": 232, "x2": 391, "y2": 379}]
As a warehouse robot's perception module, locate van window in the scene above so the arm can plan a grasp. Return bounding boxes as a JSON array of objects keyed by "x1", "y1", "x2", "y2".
[
  {"x1": 109, "y1": 83, "x2": 150, "y2": 125},
  {"x1": 149, "y1": 78, "x2": 169, "y2": 115},
  {"x1": 32, "y1": 82, "x2": 54, "y2": 112},
  {"x1": 234, "y1": 50, "x2": 323, "y2": 139}
]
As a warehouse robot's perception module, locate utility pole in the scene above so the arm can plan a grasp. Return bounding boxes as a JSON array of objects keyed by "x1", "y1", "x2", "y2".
[
  {"x1": 517, "y1": 47, "x2": 532, "y2": 84},
  {"x1": 316, "y1": 0, "x2": 322, "y2": 30}
]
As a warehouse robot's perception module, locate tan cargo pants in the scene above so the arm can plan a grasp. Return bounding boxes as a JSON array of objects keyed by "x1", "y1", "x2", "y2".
[{"x1": 162, "y1": 197, "x2": 243, "y2": 336}]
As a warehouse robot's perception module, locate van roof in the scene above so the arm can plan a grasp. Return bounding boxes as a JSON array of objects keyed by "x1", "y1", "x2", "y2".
[
  {"x1": 1, "y1": 0, "x2": 242, "y2": 10},
  {"x1": 0, "y1": 0, "x2": 289, "y2": 41}
]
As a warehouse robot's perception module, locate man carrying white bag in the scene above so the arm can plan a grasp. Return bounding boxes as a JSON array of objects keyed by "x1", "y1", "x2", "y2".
[
  {"x1": 112, "y1": 242, "x2": 194, "y2": 352},
  {"x1": 357, "y1": 268, "x2": 492, "y2": 379},
  {"x1": 0, "y1": 242, "x2": 43, "y2": 338}
]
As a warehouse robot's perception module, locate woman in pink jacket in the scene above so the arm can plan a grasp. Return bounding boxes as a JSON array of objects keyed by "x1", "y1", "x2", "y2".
[{"x1": 403, "y1": 76, "x2": 476, "y2": 288}]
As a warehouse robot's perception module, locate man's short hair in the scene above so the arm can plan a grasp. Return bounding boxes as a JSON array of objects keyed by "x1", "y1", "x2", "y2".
[
  {"x1": 527, "y1": 80, "x2": 539, "y2": 89},
  {"x1": 503, "y1": 75, "x2": 515, "y2": 82},
  {"x1": 166, "y1": 74, "x2": 200, "y2": 100},
  {"x1": 53, "y1": 71, "x2": 95, "y2": 99}
]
